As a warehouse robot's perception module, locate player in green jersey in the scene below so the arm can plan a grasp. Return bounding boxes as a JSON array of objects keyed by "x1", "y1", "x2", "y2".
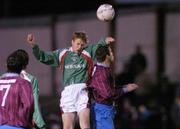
[
  {"x1": 14, "y1": 49, "x2": 46, "y2": 129},
  {"x1": 26, "y1": 32, "x2": 114, "y2": 129}
]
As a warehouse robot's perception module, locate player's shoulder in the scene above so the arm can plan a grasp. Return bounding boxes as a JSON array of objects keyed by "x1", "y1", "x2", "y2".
[
  {"x1": 83, "y1": 44, "x2": 96, "y2": 53},
  {"x1": 0, "y1": 73, "x2": 31, "y2": 87},
  {"x1": 21, "y1": 70, "x2": 37, "y2": 82},
  {"x1": 58, "y1": 47, "x2": 71, "y2": 53},
  {"x1": 25, "y1": 72, "x2": 36, "y2": 80},
  {"x1": 58, "y1": 47, "x2": 71, "y2": 59},
  {"x1": 16, "y1": 76, "x2": 29, "y2": 82},
  {"x1": 0, "y1": 76, "x2": 17, "y2": 84},
  {"x1": 16, "y1": 76, "x2": 32, "y2": 87}
]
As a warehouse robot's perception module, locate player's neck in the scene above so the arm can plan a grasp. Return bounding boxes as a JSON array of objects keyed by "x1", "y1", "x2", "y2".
[{"x1": 103, "y1": 59, "x2": 111, "y2": 66}]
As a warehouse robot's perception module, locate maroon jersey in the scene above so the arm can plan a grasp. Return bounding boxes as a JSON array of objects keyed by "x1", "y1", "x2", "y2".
[
  {"x1": 0, "y1": 73, "x2": 34, "y2": 128},
  {"x1": 89, "y1": 63, "x2": 126, "y2": 105}
]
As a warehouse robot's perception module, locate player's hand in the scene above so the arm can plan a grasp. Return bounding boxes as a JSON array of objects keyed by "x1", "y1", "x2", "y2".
[
  {"x1": 27, "y1": 34, "x2": 36, "y2": 47},
  {"x1": 126, "y1": 83, "x2": 139, "y2": 92},
  {"x1": 105, "y1": 37, "x2": 115, "y2": 44}
]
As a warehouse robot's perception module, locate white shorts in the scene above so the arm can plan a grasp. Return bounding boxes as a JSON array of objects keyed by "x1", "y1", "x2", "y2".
[{"x1": 60, "y1": 83, "x2": 89, "y2": 113}]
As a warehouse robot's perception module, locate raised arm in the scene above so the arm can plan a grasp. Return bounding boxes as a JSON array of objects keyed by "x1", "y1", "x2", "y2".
[
  {"x1": 26, "y1": 34, "x2": 60, "y2": 67},
  {"x1": 27, "y1": 34, "x2": 36, "y2": 48},
  {"x1": 85, "y1": 37, "x2": 115, "y2": 60},
  {"x1": 105, "y1": 37, "x2": 115, "y2": 45}
]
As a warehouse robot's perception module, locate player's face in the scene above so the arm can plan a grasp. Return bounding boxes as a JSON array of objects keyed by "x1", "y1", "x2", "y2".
[{"x1": 72, "y1": 38, "x2": 86, "y2": 53}]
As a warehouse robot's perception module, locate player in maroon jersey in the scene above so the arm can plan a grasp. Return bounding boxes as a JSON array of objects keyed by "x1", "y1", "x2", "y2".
[
  {"x1": 89, "y1": 46, "x2": 139, "y2": 129},
  {"x1": 0, "y1": 51, "x2": 34, "y2": 129}
]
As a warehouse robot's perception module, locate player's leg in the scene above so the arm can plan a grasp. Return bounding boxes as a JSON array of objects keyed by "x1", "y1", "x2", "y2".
[
  {"x1": 60, "y1": 85, "x2": 77, "y2": 129},
  {"x1": 62, "y1": 112, "x2": 76, "y2": 129},
  {"x1": 94, "y1": 103, "x2": 116, "y2": 129},
  {"x1": 76, "y1": 84, "x2": 90, "y2": 129},
  {"x1": 78, "y1": 108, "x2": 90, "y2": 129}
]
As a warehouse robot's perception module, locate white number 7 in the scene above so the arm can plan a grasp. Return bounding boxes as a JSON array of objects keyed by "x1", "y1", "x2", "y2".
[{"x1": 0, "y1": 84, "x2": 11, "y2": 107}]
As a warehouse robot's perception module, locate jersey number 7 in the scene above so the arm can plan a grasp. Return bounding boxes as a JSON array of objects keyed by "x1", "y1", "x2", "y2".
[{"x1": 0, "y1": 84, "x2": 11, "y2": 107}]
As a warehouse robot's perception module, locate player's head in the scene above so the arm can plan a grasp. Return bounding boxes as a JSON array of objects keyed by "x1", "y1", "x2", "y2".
[
  {"x1": 95, "y1": 45, "x2": 114, "y2": 63},
  {"x1": 71, "y1": 31, "x2": 88, "y2": 53},
  {"x1": 6, "y1": 52, "x2": 23, "y2": 74},
  {"x1": 14, "y1": 49, "x2": 29, "y2": 69}
]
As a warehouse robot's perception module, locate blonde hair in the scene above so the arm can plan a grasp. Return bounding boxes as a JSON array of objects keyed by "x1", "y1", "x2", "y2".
[{"x1": 72, "y1": 31, "x2": 88, "y2": 43}]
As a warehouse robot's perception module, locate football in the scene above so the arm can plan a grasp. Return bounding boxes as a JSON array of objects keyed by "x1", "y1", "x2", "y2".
[{"x1": 96, "y1": 4, "x2": 115, "y2": 22}]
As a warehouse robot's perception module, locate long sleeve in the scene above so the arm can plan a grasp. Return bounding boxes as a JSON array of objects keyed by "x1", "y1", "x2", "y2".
[
  {"x1": 32, "y1": 44, "x2": 60, "y2": 67},
  {"x1": 85, "y1": 38, "x2": 107, "y2": 60},
  {"x1": 20, "y1": 71, "x2": 46, "y2": 128},
  {"x1": 31, "y1": 78, "x2": 46, "y2": 128}
]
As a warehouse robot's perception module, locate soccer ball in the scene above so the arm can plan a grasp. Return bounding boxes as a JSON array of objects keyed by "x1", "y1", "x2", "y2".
[{"x1": 96, "y1": 4, "x2": 115, "y2": 22}]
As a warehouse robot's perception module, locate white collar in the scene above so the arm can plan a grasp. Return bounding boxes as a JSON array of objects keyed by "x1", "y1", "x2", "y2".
[
  {"x1": 96, "y1": 62, "x2": 110, "y2": 68},
  {"x1": 1, "y1": 72, "x2": 19, "y2": 77}
]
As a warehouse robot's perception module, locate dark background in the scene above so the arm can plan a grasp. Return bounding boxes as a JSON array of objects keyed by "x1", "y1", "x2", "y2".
[
  {"x1": 0, "y1": 0, "x2": 115, "y2": 18},
  {"x1": 2, "y1": 0, "x2": 179, "y2": 18}
]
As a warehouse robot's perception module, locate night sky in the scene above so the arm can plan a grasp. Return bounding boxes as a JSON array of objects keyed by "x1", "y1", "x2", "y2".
[
  {"x1": 0, "y1": 0, "x2": 113, "y2": 18},
  {"x1": 1, "y1": 0, "x2": 179, "y2": 19}
]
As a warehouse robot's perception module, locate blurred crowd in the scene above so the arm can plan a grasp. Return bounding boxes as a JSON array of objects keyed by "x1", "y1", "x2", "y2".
[{"x1": 114, "y1": 45, "x2": 180, "y2": 129}]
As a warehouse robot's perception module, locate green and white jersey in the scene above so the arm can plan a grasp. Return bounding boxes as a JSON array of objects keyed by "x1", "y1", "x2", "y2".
[
  {"x1": 20, "y1": 70, "x2": 46, "y2": 129},
  {"x1": 32, "y1": 38, "x2": 107, "y2": 87}
]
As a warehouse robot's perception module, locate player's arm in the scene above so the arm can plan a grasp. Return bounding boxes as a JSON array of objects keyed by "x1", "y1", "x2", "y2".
[
  {"x1": 31, "y1": 78, "x2": 46, "y2": 128},
  {"x1": 27, "y1": 34, "x2": 60, "y2": 67},
  {"x1": 86, "y1": 37, "x2": 115, "y2": 59},
  {"x1": 109, "y1": 83, "x2": 139, "y2": 100},
  {"x1": 27, "y1": 34, "x2": 36, "y2": 47},
  {"x1": 105, "y1": 37, "x2": 115, "y2": 45},
  {"x1": 122, "y1": 83, "x2": 139, "y2": 93},
  {"x1": 94, "y1": 37, "x2": 115, "y2": 48}
]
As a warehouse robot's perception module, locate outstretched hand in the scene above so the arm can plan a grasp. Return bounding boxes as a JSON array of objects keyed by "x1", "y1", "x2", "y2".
[
  {"x1": 27, "y1": 34, "x2": 36, "y2": 47},
  {"x1": 105, "y1": 37, "x2": 115, "y2": 44},
  {"x1": 126, "y1": 83, "x2": 139, "y2": 92}
]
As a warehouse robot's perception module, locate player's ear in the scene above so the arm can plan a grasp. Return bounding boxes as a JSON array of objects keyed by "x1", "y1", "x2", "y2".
[
  {"x1": 106, "y1": 54, "x2": 110, "y2": 60},
  {"x1": 71, "y1": 40, "x2": 74, "y2": 45}
]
